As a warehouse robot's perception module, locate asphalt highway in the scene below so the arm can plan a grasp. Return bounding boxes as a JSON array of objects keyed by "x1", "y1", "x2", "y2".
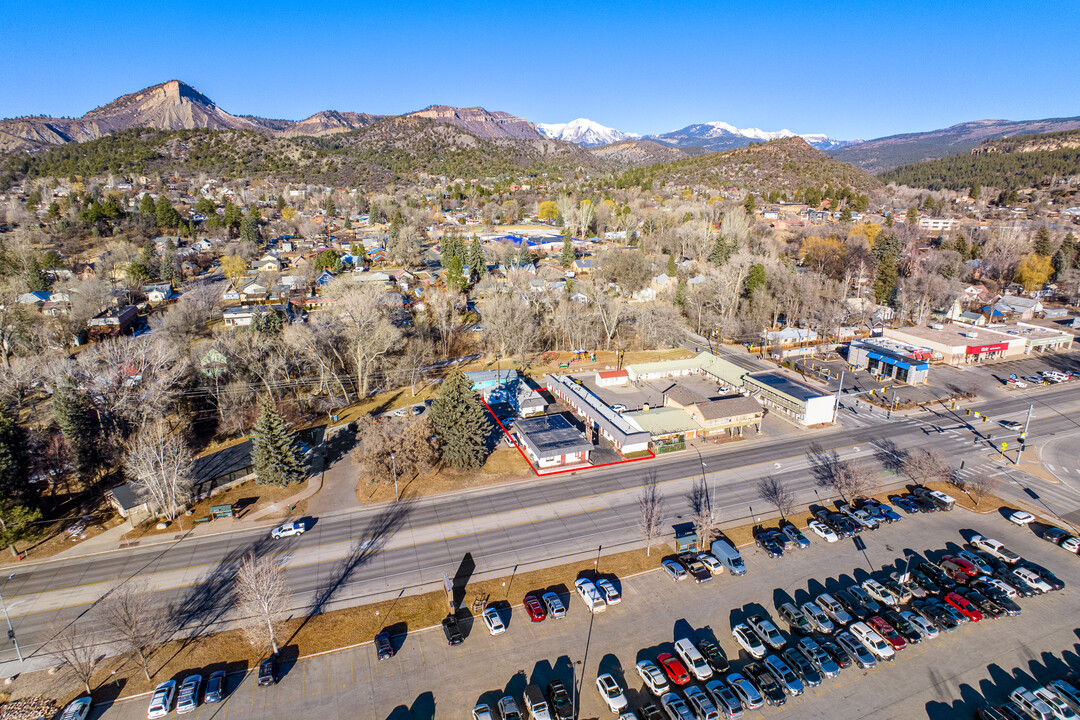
[{"x1": 4, "y1": 381, "x2": 1080, "y2": 670}]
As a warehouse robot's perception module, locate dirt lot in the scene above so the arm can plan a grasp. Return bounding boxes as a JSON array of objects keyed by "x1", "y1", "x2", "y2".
[{"x1": 356, "y1": 447, "x2": 530, "y2": 504}]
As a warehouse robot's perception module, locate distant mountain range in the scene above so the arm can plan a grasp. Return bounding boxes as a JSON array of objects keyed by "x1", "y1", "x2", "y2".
[
  {"x1": 1, "y1": 80, "x2": 1077, "y2": 178},
  {"x1": 828, "y1": 116, "x2": 1080, "y2": 173}
]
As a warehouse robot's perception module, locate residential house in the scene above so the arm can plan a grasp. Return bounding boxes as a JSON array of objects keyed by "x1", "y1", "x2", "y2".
[
  {"x1": 223, "y1": 304, "x2": 293, "y2": 327},
  {"x1": 994, "y1": 294, "x2": 1043, "y2": 321},
  {"x1": 16, "y1": 291, "x2": 50, "y2": 306},
  {"x1": 252, "y1": 255, "x2": 282, "y2": 273},
  {"x1": 88, "y1": 305, "x2": 138, "y2": 335},
  {"x1": 315, "y1": 269, "x2": 336, "y2": 286},
  {"x1": 142, "y1": 283, "x2": 173, "y2": 304},
  {"x1": 238, "y1": 280, "x2": 270, "y2": 302}
]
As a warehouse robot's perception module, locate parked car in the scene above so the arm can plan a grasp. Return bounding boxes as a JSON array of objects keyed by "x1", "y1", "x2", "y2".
[
  {"x1": 861, "y1": 578, "x2": 900, "y2": 607},
  {"x1": 524, "y1": 595, "x2": 546, "y2": 622},
  {"x1": 795, "y1": 637, "x2": 840, "y2": 679},
  {"x1": 866, "y1": 616, "x2": 906, "y2": 651},
  {"x1": 498, "y1": 696, "x2": 523, "y2": 720},
  {"x1": 836, "y1": 630, "x2": 877, "y2": 669},
  {"x1": 662, "y1": 559, "x2": 688, "y2": 582},
  {"x1": 704, "y1": 679, "x2": 744, "y2": 719},
  {"x1": 746, "y1": 614, "x2": 785, "y2": 649},
  {"x1": 814, "y1": 593, "x2": 852, "y2": 626},
  {"x1": 754, "y1": 532, "x2": 784, "y2": 559},
  {"x1": 674, "y1": 638, "x2": 713, "y2": 681},
  {"x1": 889, "y1": 495, "x2": 920, "y2": 514},
  {"x1": 659, "y1": 692, "x2": 695, "y2": 720},
  {"x1": 636, "y1": 660, "x2": 671, "y2": 697},
  {"x1": 819, "y1": 638, "x2": 854, "y2": 670},
  {"x1": 781, "y1": 647, "x2": 821, "y2": 688},
  {"x1": 258, "y1": 654, "x2": 279, "y2": 684},
  {"x1": 59, "y1": 698, "x2": 92, "y2": 720},
  {"x1": 731, "y1": 624, "x2": 767, "y2": 659},
  {"x1": 542, "y1": 591, "x2": 567, "y2": 618},
  {"x1": 723, "y1": 673, "x2": 763, "y2": 711},
  {"x1": 523, "y1": 685, "x2": 552, "y2": 720},
  {"x1": 799, "y1": 601, "x2": 835, "y2": 634},
  {"x1": 176, "y1": 675, "x2": 202, "y2": 715},
  {"x1": 763, "y1": 654, "x2": 803, "y2": 696},
  {"x1": 203, "y1": 670, "x2": 226, "y2": 705},
  {"x1": 850, "y1": 621, "x2": 896, "y2": 661},
  {"x1": 696, "y1": 639, "x2": 730, "y2": 674},
  {"x1": 1059, "y1": 537, "x2": 1080, "y2": 555},
  {"x1": 483, "y1": 605, "x2": 507, "y2": 634},
  {"x1": 957, "y1": 550, "x2": 993, "y2": 575},
  {"x1": 846, "y1": 584, "x2": 882, "y2": 614},
  {"x1": 807, "y1": 520, "x2": 838, "y2": 542},
  {"x1": 147, "y1": 681, "x2": 177, "y2": 720},
  {"x1": 776, "y1": 602, "x2": 811, "y2": 634},
  {"x1": 596, "y1": 578, "x2": 622, "y2": 605},
  {"x1": 832, "y1": 589, "x2": 869, "y2": 621},
  {"x1": 374, "y1": 632, "x2": 394, "y2": 660},
  {"x1": 971, "y1": 535, "x2": 1022, "y2": 563},
  {"x1": 1032, "y1": 687, "x2": 1077, "y2": 720},
  {"x1": 698, "y1": 552, "x2": 725, "y2": 576},
  {"x1": 901, "y1": 609, "x2": 939, "y2": 639},
  {"x1": 879, "y1": 607, "x2": 921, "y2": 645},
  {"x1": 780, "y1": 524, "x2": 810, "y2": 549},
  {"x1": 657, "y1": 652, "x2": 691, "y2": 685},
  {"x1": 595, "y1": 674, "x2": 628, "y2": 714},
  {"x1": 678, "y1": 554, "x2": 712, "y2": 583},
  {"x1": 684, "y1": 686, "x2": 722, "y2": 720},
  {"x1": 1007, "y1": 687, "x2": 1053, "y2": 720},
  {"x1": 744, "y1": 662, "x2": 786, "y2": 707},
  {"x1": 958, "y1": 588, "x2": 1007, "y2": 620},
  {"x1": 547, "y1": 680, "x2": 574, "y2": 720},
  {"x1": 575, "y1": 578, "x2": 607, "y2": 613},
  {"x1": 270, "y1": 520, "x2": 306, "y2": 539},
  {"x1": 442, "y1": 614, "x2": 464, "y2": 645},
  {"x1": 721, "y1": 673, "x2": 764, "y2": 712}
]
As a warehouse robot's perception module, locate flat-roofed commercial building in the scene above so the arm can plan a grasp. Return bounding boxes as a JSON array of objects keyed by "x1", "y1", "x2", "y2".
[
  {"x1": 743, "y1": 371, "x2": 836, "y2": 426},
  {"x1": 513, "y1": 413, "x2": 593, "y2": 469},
  {"x1": 848, "y1": 338, "x2": 932, "y2": 385},
  {"x1": 883, "y1": 324, "x2": 1025, "y2": 365}
]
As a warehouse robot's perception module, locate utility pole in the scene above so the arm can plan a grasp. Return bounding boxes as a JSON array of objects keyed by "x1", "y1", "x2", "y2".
[
  {"x1": 833, "y1": 370, "x2": 845, "y2": 423},
  {"x1": 390, "y1": 451, "x2": 399, "y2": 502},
  {"x1": 1015, "y1": 404, "x2": 1034, "y2": 465},
  {"x1": 0, "y1": 582, "x2": 22, "y2": 663}
]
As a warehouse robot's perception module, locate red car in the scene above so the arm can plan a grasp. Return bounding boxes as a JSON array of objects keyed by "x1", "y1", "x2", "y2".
[
  {"x1": 941, "y1": 555, "x2": 979, "y2": 577},
  {"x1": 523, "y1": 595, "x2": 546, "y2": 622},
  {"x1": 867, "y1": 616, "x2": 907, "y2": 651},
  {"x1": 657, "y1": 653, "x2": 690, "y2": 685},
  {"x1": 944, "y1": 592, "x2": 983, "y2": 622}
]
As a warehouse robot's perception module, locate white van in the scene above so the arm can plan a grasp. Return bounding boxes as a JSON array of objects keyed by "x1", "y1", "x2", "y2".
[
  {"x1": 849, "y1": 621, "x2": 895, "y2": 661},
  {"x1": 574, "y1": 578, "x2": 606, "y2": 613},
  {"x1": 928, "y1": 490, "x2": 957, "y2": 511},
  {"x1": 710, "y1": 540, "x2": 746, "y2": 576},
  {"x1": 674, "y1": 638, "x2": 713, "y2": 681},
  {"x1": 523, "y1": 685, "x2": 552, "y2": 720}
]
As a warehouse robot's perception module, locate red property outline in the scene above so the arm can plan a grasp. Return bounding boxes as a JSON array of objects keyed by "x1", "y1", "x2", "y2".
[{"x1": 482, "y1": 397, "x2": 655, "y2": 476}]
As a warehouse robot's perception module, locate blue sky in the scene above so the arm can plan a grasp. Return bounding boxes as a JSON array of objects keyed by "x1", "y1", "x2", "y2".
[{"x1": 2, "y1": 0, "x2": 1077, "y2": 140}]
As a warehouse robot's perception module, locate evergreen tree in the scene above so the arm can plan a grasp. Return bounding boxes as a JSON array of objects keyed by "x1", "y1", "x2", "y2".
[
  {"x1": 884, "y1": 213, "x2": 894, "y2": 227},
  {"x1": 250, "y1": 402, "x2": 305, "y2": 487},
  {"x1": 516, "y1": 242, "x2": 534, "y2": 267},
  {"x1": 52, "y1": 380, "x2": 100, "y2": 481},
  {"x1": 560, "y1": 236, "x2": 575, "y2": 269},
  {"x1": 840, "y1": 207, "x2": 852, "y2": 222},
  {"x1": 1052, "y1": 242, "x2": 1073, "y2": 281},
  {"x1": 666, "y1": 253, "x2": 677, "y2": 277},
  {"x1": 1033, "y1": 226, "x2": 1054, "y2": 257},
  {"x1": 743, "y1": 194, "x2": 755, "y2": 214},
  {"x1": 873, "y1": 254, "x2": 898, "y2": 304},
  {"x1": 324, "y1": 196, "x2": 336, "y2": 217},
  {"x1": 139, "y1": 194, "x2": 157, "y2": 217},
  {"x1": 969, "y1": 183, "x2": 981, "y2": 201},
  {"x1": 710, "y1": 236, "x2": 734, "y2": 266},
  {"x1": 0, "y1": 407, "x2": 29, "y2": 499},
  {"x1": 26, "y1": 259, "x2": 51, "y2": 293},
  {"x1": 160, "y1": 239, "x2": 176, "y2": 284},
  {"x1": 429, "y1": 370, "x2": 490, "y2": 470},
  {"x1": 469, "y1": 237, "x2": 487, "y2": 278},
  {"x1": 240, "y1": 209, "x2": 260, "y2": 245},
  {"x1": 906, "y1": 207, "x2": 919, "y2": 225},
  {"x1": 276, "y1": 195, "x2": 286, "y2": 211},
  {"x1": 155, "y1": 195, "x2": 180, "y2": 229},
  {"x1": 673, "y1": 279, "x2": 687, "y2": 310},
  {"x1": 446, "y1": 253, "x2": 466, "y2": 290},
  {"x1": 744, "y1": 263, "x2": 767, "y2": 297},
  {"x1": 223, "y1": 201, "x2": 243, "y2": 231},
  {"x1": 251, "y1": 308, "x2": 285, "y2": 335}
]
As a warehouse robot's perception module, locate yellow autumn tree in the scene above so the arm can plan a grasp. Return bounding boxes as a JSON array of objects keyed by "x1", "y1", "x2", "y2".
[
  {"x1": 220, "y1": 255, "x2": 248, "y2": 288},
  {"x1": 281, "y1": 206, "x2": 297, "y2": 221},
  {"x1": 800, "y1": 236, "x2": 847, "y2": 278},
  {"x1": 1014, "y1": 254, "x2": 1053, "y2": 291},
  {"x1": 848, "y1": 223, "x2": 881, "y2": 247},
  {"x1": 538, "y1": 201, "x2": 558, "y2": 222}
]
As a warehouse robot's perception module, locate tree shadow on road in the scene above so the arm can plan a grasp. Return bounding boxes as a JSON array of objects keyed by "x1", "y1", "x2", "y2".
[{"x1": 283, "y1": 497, "x2": 415, "y2": 646}]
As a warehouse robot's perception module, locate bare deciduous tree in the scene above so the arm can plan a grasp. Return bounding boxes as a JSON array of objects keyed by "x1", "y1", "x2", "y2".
[
  {"x1": 901, "y1": 448, "x2": 952, "y2": 486},
  {"x1": 102, "y1": 580, "x2": 174, "y2": 681},
  {"x1": 49, "y1": 621, "x2": 101, "y2": 694},
  {"x1": 330, "y1": 280, "x2": 405, "y2": 396},
  {"x1": 966, "y1": 474, "x2": 997, "y2": 506},
  {"x1": 123, "y1": 419, "x2": 194, "y2": 521},
  {"x1": 638, "y1": 477, "x2": 664, "y2": 557},
  {"x1": 807, "y1": 445, "x2": 873, "y2": 502},
  {"x1": 235, "y1": 553, "x2": 289, "y2": 655},
  {"x1": 757, "y1": 475, "x2": 796, "y2": 518},
  {"x1": 686, "y1": 478, "x2": 716, "y2": 550}
]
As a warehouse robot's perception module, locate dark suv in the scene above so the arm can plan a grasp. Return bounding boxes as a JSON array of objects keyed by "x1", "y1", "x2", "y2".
[
  {"x1": 257, "y1": 656, "x2": 276, "y2": 687},
  {"x1": 442, "y1": 614, "x2": 464, "y2": 645},
  {"x1": 546, "y1": 680, "x2": 574, "y2": 720}
]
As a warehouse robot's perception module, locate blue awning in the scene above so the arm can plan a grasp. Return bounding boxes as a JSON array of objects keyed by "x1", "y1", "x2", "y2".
[
  {"x1": 892, "y1": 360, "x2": 929, "y2": 371},
  {"x1": 867, "y1": 352, "x2": 883, "y2": 361}
]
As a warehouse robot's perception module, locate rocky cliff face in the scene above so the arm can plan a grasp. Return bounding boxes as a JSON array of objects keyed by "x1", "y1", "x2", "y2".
[{"x1": 406, "y1": 105, "x2": 544, "y2": 140}]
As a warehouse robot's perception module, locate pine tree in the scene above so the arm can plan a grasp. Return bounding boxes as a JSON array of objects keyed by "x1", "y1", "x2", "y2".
[
  {"x1": 559, "y1": 236, "x2": 575, "y2": 269},
  {"x1": 517, "y1": 242, "x2": 534, "y2": 267},
  {"x1": 250, "y1": 402, "x2": 305, "y2": 487},
  {"x1": 139, "y1": 194, "x2": 157, "y2": 217},
  {"x1": 743, "y1": 194, "x2": 755, "y2": 214},
  {"x1": 446, "y1": 253, "x2": 466, "y2": 290},
  {"x1": 324, "y1": 196, "x2": 336, "y2": 217},
  {"x1": 1033, "y1": 226, "x2": 1054, "y2": 257},
  {"x1": 744, "y1": 263, "x2": 767, "y2": 297},
  {"x1": 240, "y1": 210, "x2": 260, "y2": 244},
  {"x1": 666, "y1": 253, "x2": 677, "y2": 277},
  {"x1": 52, "y1": 380, "x2": 100, "y2": 481},
  {"x1": 469, "y1": 237, "x2": 487, "y2": 278},
  {"x1": 710, "y1": 236, "x2": 734, "y2": 266},
  {"x1": 0, "y1": 407, "x2": 28, "y2": 499},
  {"x1": 873, "y1": 254, "x2": 898, "y2": 304},
  {"x1": 429, "y1": 370, "x2": 490, "y2": 470},
  {"x1": 674, "y1": 279, "x2": 687, "y2": 310},
  {"x1": 155, "y1": 195, "x2": 180, "y2": 229}
]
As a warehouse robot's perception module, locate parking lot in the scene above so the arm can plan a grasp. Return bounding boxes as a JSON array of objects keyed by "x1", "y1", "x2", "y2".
[{"x1": 89, "y1": 506, "x2": 1080, "y2": 720}]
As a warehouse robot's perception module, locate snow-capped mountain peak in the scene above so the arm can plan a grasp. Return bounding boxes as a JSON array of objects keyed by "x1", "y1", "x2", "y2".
[{"x1": 536, "y1": 118, "x2": 636, "y2": 147}]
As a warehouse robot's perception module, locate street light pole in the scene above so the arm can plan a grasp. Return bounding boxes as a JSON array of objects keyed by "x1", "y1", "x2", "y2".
[
  {"x1": 1015, "y1": 403, "x2": 1034, "y2": 464},
  {"x1": 0, "y1": 582, "x2": 22, "y2": 663},
  {"x1": 390, "y1": 451, "x2": 399, "y2": 502}
]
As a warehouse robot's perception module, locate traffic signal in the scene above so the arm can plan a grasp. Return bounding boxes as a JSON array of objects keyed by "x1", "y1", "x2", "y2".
[
  {"x1": 966, "y1": 409, "x2": 971, "y2": 416},
  {"x1": 982, "y1": 415, "x2": 988, "y2": 422}
]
